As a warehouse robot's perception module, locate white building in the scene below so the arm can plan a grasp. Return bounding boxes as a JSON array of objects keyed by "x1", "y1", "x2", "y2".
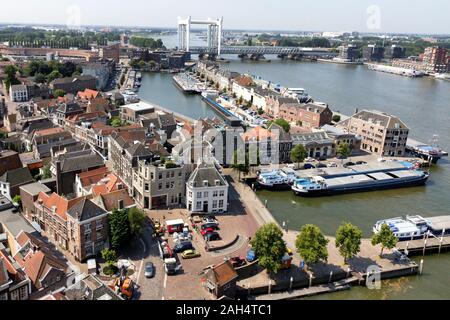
[
  {"x1": 9, "y1": 84, "x2": 28, "y2": 102},
  {"x1": 186, "y1": 163, "x2": 229, "y2": 214}
]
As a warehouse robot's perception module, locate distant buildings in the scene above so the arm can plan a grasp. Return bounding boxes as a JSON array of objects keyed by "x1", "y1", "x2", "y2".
[
  {"x1": 338, "y1": 44, "x2": 360, "y2": 62},
  {"x1": 363, "y1": 44, "x2": 385, "y2": 62},
  {"x1": 422, "y1": 46, "x2": 448, "y2": 73},
  {"x1": 9, "y1": 84, "x2": 28, "y2": 102},
  {"x1": 50, "y1": 75, "x2": 97, "y2": 95},
  {"x1": 384, "y1": 45, "x2": 406, "y2": 60}
]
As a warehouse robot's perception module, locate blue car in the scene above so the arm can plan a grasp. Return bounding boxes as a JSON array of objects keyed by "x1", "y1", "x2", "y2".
[{"x1": 246, "y1": 249, "x2": 257, "y2": 262}]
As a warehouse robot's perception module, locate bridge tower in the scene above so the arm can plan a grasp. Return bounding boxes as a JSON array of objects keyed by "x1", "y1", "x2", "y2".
[{"x1": 177, "y1": 16, "x2": 223, "y2": 56}]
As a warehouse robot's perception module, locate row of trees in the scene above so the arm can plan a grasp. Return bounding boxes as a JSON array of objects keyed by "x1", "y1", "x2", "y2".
[
  {"x1": 251, "y1": 222, "x2": 398, "y2": 274},
  {"x1": 130, "y1": 37, "x2": 164, "y2": 49}
]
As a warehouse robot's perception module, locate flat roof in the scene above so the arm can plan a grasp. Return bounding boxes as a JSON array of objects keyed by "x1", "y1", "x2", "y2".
[
  {"x1": 0, "y1": 208, "x2": 36, "y2": 237},
  {"x1": 19, "y1": 182, "x2": 51, "y2": 196},
  {"x1": 121, "y1": 101, "x2": 155, "y2": 112}
]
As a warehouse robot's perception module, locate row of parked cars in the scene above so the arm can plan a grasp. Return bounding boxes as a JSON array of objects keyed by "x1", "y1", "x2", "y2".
[{"x1": 200, "y1": 216, "x2": 221, "y2": 242}]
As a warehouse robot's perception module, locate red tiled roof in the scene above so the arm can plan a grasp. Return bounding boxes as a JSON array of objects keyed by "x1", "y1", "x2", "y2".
[
  {"x1": 37, "y1": 192, "x2": 84, "y2": 221},
  {"x1": 242, "y1": 126, "x2": 275, "y2": 141},
  {"x1": 33, "y1": 127, "x2": 65, "y2": 137},
  {"x1": 77, "y1": 89, "x2": 99, "y2": 100}
]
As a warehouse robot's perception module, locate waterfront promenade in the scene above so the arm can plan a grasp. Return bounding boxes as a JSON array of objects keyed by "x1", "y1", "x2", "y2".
[{"x1": 226, "y1": 168, "x2": 419, "y2": 298}]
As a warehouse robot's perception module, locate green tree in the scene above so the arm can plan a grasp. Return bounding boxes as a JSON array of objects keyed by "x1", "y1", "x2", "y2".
[
  {"x1": 53, "y1": 89, "x2": 66, "y2": 98},
  {"x1": 109, "y1": 208, "x2": 130, "y2": 249},
  {"x1": 332, "y1": 114, "x2": 341, "y2": 123},
  {"x1": 46, "y1": 70, "x2": 62, "y2": 82},
  {"x1": 101, "y1": 248, "x2": 118, "y2": 267},
  {"x1": 371, "y1": 224, "x2": 398, "y2": 257},
  {"x1": 34, "y1": 73, "x2": 46, "y2": 84},
  {"x1": 335, "y1": 222, "x2": 362, "y2": 263},
  {"x1": 128, "y1": 207, "x2": 146, "y2": 238},
  {"x1": 232, "y1": 151, "x2": 249, "y2": 181},
  {"x1": 12, "y1": 195, "x2": 21, "y2": 207},
  {"x1": 41, "y1": 164, "x2": 52, "y2": 179},
  {"x1": 295, "y1": 224, "x2": 329, "y2": 267},
  {"x1": 290, "y1": 144, "x2": 308, "y2": 169},
  {"x1": 268, "y1": 118, "x2": 290, "y2": 133},
  {"x1": 110, "y1": 117, "x2": 122, "y2": 127},
  {"x1": 337, "y1": 142, "x2": 351, "y2": 159},
  {"x1": 250, "y1": 223, "x2": 286, "y2": 275},
  {"x1": 257, "y1": 108, "x2": 264, "y2": 115}
]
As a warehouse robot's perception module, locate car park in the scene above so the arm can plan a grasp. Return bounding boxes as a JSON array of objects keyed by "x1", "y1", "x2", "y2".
[
  {"x1": 181, "y1": 250, "x2": 201, "y2": 259},
  {"x1": 144, "y1": 262, "x2": 155, "y2": 278},
  {"x1": 204, "y1": 232, "x2": 220, "y2": 241}
]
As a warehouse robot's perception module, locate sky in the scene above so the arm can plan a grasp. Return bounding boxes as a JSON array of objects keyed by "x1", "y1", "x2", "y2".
[{"x1": 0, "y1": 0, "x2": 449, "y2": 34}]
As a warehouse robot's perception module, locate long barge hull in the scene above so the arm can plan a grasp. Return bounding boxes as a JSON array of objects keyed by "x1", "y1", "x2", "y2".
[
  {"x1": 293, "y1": 176, "x2": 429, "y2": 197},
  {"x1": 172, "y1": 77, "x2": 201, "y2": 94}
]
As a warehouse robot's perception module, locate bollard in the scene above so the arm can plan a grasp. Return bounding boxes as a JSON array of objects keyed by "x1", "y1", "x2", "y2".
[
  {"x1": 289, "y1": 277, "x2": 293, "y2": 291},
  {"x1": 309, "y1": 273, "x2": 313, "y2": 288},
  {"x1": 423, "y1": 239, "x2": 427, "y2": 256},
  {"x1": 439, "y1": 229, "x2": 445, "y2": 254},
  {"x1": 419, "y1": 259, "x2": 424, "y2": 275},
  {"x1": 329, "y1": 271, "x2": 333, "y2": 283},
  {"x1": 347, "y1": 267, "x2": 351, "y2": 278},
  {"x1": 268, "y1": 280, "x2": 272, "y2": 294}
]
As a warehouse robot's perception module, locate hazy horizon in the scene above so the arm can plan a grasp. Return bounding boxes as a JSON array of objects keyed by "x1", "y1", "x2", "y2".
[{"x1": 0, "y1": 0, "x2": 449, "y2": 35}]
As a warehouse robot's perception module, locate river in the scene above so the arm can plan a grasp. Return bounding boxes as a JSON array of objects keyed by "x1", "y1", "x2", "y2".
[{"x1": 138, "y1": 40, "x2": 450, "y2": 299}]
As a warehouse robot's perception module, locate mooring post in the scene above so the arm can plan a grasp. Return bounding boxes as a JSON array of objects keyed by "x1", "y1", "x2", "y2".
[
  {"x1": 423, "y1": 239, "x2": 427, "y2": 256},
  {"x1": 309, "y1": 273, "x2": 313, "y2": 288},
  {"x1": 347, "y1": 267, "x2": 351, "y2": 278},
  {"x1": 268, "y1": 279, "x2": 272, "y2": 294},
  {"x1": 329, "y1": 271, "x2": 333, "y2": 283},
  {"x1": 439, "y1": 229, "x2": 445, "y2": 254},
  {"x1": 289, "y1": 277, "x2": 293, "y2": 291},
  {"x1": 419, "y1": 259, "x2": 424, "y2": 275}
]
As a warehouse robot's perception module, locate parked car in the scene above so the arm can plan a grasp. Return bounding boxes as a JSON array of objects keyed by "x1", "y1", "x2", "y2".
[
  {"x1": 202, "y1": 216, "x2": 218, "y2": 224},
  {"x1": 204, "y1": 232, "x2": 221, "y2": 242},
  {"x1": 181, "y1": 249, "x2": 201, "y2": 259},
  {"x1": 316, "y1": 163, "x2": 327, "y2": 168},
  {"x1": 144, "y1": 262, "x2": 155, "y2": 278},
  {"x1": 246, "y1": 249, "x2": 257, "y2": 262},
  {"x1": 303, "y1": 163, "x2": 316, "y2": 170},
  {"x1": 344, "y1": 162, "x2": 356, "y2": 167},
  {"x1": 201, "y1": 223, "x2": 219, "y2": 230},
  {"x1": 305, "y1": 157, "x2": 315, "y2": 163},
  {"x1": 355, "y1": 161, "x2": 367, "y2": 165},
  {"x1": 327, "y1": 162, "x2": 338, "y2": 168},
  {"x1": 173, "y1": 241, "x2": 193, "y2": 253},
  {"x1": 230, "y1": 256, "x2": 246, "y2": 268},
  {"x1": 201, "y1": 228, "x2": 216, "y2": 236}
]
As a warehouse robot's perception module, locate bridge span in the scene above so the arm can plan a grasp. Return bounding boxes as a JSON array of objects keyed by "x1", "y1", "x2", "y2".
[{"x1": 188, "y1": 45, "x2": 335, "y2": 57}]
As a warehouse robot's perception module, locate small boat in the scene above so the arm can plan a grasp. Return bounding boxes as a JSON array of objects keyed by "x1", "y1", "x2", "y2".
[
  {"x1": 406, "y1": 136, "x2": 448, "y2": 164},
  {"x1": 256, "y1": 170, "x2": 291, "y2": 190},
  {"x1": 373, "y1": 215, "x2": 431, "y2": 241}
]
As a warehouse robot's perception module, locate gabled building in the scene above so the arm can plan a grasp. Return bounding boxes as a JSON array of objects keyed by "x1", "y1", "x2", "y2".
[
  {"x1": 203, "y1": 260, "x2": 238, "y2": 299},
  {"x1": 278, "y1": 102, "x2": 333, "y2": 128},
  {"x1": 0, "y1": 167, "x2": 34, "y2": 200},
  {"x1": 50, "y1": 75, "x2": 97, "y2": 95},
  {"x1": 186, "y1": 163, "x2": 228, "y2": 214},
  {"x1": 0, "y1": 249, "x2": 31, "y2": 300},
  {"x1": 13, "y1": 231, "x2": 71, "y2": 299}
]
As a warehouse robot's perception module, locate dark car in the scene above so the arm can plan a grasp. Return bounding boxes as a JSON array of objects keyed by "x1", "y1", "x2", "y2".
[
  {"x1": 144, "y1": 262, "x2": 155, "y2": 278},
  {"x1": 230, "y1": 256, "x2": 247, "y2": 268},
  {"x1": 201, "y1": 223, "x2": 219, "y2": 230},
  {"x1": 344, "y1": 162, "x2": 356, "y2": 167},
  {"x1": 316, "y1": 163, "x2": 327, "y2": 168},
  {"x1": 204, "y1": 232, "x2": 220, "y2": 242},
  {"x1": 303, "y1": 163, "x2": 316, "y2": 170},
  {"x1": 355, "y1": 161, "x2": 367, "y2": 165},
  {"x1": 173, "y1": 241, "x2": 193, "y2": 253}
]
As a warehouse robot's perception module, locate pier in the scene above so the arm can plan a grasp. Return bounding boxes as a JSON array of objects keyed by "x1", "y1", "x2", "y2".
[{"x1": 397, "y1": 235, "x2": 450, "y2": 256}]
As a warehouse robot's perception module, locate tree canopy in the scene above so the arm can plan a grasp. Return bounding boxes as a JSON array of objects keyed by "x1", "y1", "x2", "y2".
[
  {"x1": 295, "y1": 224, "x2": 329, "y2": 266},
  {"x1": 250, "y1": 223, "x2": 287, "y2": 274},
  {"x1": 130, "y1": 36, "x2": 164, "y2": 49},
  {"x1": 371, "y1": 224, "x2": 398, "y2": 257},
  {"x1": 268, "y1": 118, "x2": 290, "y2": 133},
  {"x1": 335, "y1": 222, "x2": 362, "y2": 262},
  {"x1": 290, "y1": 144, "x2": 308, "y2": 167},
  {"x1": 337, "y1": 142, "x2": 351, "y2": 158},
  {"x1": 109, "y1": 208, "x2": 131, "y2": 249},
  {"x1": 128, "y1": 207, "x2": 147, "y2": 238}
]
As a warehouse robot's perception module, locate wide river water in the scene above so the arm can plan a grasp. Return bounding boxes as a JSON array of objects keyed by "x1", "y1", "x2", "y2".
[{"x1": 139, "y1": 42, "x2": 450, "y2": 299}]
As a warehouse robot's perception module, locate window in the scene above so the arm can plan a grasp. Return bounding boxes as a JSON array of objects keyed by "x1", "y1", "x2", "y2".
[
  {"x1": 197, "y1": 192, "x2": 202, "y2": 199},
  {"x1": 204, "y1": 191, "x2": 209, "y2": 198},
  {"x1": 196, "y1": 202, "x2": 202, "y2": 210},
  {"x1": 213, "y1": 200, "x2": 218, "y2": 209},
  {"x1": 213, "y1": 191, "x2": 218, "y2": 197},
  {"x1": 145, "y1": 183, "x2": 149, "y2": 192},
  {"x1": 158, "y1": 173, "x2": 163, "y2": 180},
  {"x1": 219, "y1": 200, "x2": 224, "y2": 208},
  {"x1": 188, "y1": 191, "x2": 192, "y2": 198},
  {"x1": 0, "y1": 293, "x2": 7, "y2": 300},
  {"x1": 219, "y1": 190, "x2": 225, "y2": 197},
  {"x1": 158, "y1": 183, "x2": 162, "y2": 190}
]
